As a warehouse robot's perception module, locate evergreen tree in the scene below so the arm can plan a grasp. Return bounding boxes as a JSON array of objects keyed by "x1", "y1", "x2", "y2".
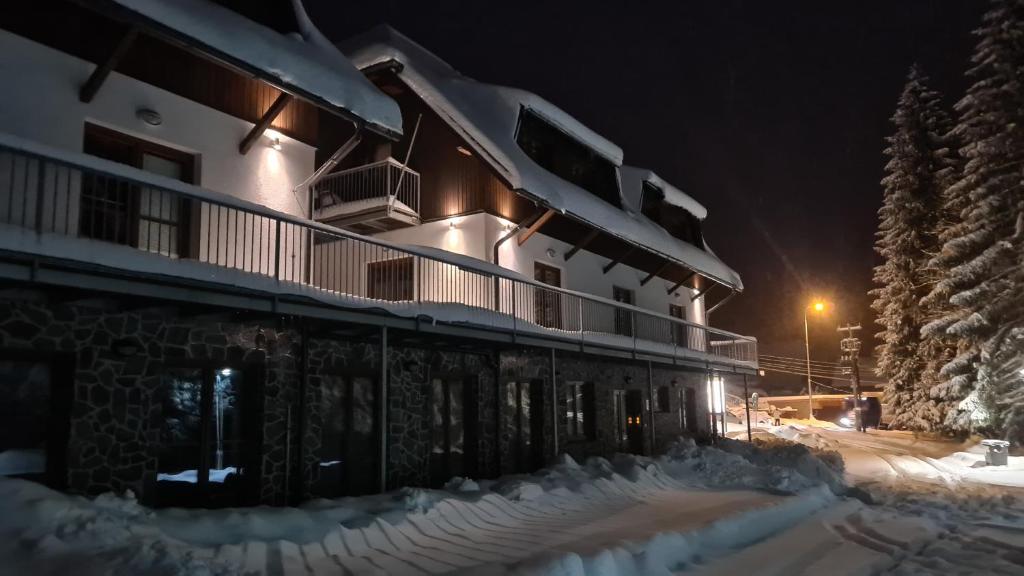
[
  {"x1": 927, "y1": 0, "x2": 1024, "y2": 437},
  {"x1": 871, "y1": 66, "x2": 951, "y2": 431}
]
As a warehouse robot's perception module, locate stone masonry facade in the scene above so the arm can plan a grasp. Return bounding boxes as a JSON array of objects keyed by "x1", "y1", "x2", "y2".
[{"x1": 0, "y1": 292, "x2": 722, "y2": 506}]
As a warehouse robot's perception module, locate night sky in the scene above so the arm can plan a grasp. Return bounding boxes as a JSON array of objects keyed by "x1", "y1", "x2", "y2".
[{"x1": 308, "y1": 0, "x2": 986, "y2": 389}]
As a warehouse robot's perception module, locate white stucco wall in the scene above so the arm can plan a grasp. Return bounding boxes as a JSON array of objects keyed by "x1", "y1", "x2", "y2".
[
  {"x1": 369, "y1": 212, "x2": 709, "y2": 327},
  {"x1": 0, "y1": 29, "x2": 316, "y2": 217}
]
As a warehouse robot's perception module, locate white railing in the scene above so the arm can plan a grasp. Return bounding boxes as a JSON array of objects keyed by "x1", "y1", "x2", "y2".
[
  {"x1": 0, "y1": 135, "x2": 757, "y2": 368},
  {"x1": 313, "y1": 158, "x2": 420, "y2": 216}
]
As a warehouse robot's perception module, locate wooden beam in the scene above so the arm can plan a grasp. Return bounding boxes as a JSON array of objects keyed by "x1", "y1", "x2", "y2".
[
  {"x1": 666, "y1": 272, "x2": 697, "y2": 295},
  {"x1": 517, "y1": 208, "x2": 556, "y2": 246},
  {"x1": 564, "y1": 229, "x2": 600, "y2": 261},
  {"x1": 239, "y1": 93, "x2": 293, "y2": 154},
  {"x1": 602, "y1": 246, "x2": 636, "y2": 274},
  {"x1": 639, "y1": 260, "x2": 672, "y2": 287},
  {"x1": 79, "y1": 25, "x2": 139, "y2": 103}
]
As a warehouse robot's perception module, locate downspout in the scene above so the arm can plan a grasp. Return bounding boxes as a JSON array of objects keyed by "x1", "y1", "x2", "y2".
[
  {"x1": 491, "y1": 208, "x2": 547, "y2": 310},
  {"x1": 299, "y1": 127, "x2": 363, "y2": 283},
  {"x1": 705, "y1": 289, "x2": 737, "y2": 319},
  {"x1": 295, "y1": 127, "x2": 365, "y2": 218}
]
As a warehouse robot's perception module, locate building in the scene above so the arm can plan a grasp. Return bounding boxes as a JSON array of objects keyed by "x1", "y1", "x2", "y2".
[{"x1": 0, "y1": 1, "x2": 756, "y2": 507}]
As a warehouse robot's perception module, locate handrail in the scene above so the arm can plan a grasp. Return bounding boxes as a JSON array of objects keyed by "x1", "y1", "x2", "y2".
[
  {"x1": 323, "y1": 157, "x2": 421, "y2": 180},
  {"x1": 0, "y1": 132, "x2": 757, "y2": 362}
]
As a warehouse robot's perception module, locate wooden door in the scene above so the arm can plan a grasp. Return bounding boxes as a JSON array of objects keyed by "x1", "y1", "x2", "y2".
[
  {"x1": 684, "y1": 388, "x2": 698, "y2": 434},
  {"x1": 625, "y1": 390, "x2": 645, "y2": 454},
  {"x1": 533, "y1": 262, "x2": 562, "y2": 329},
  {"x1": 613, "y1": 287, "x2": 634, "y2": 336}
]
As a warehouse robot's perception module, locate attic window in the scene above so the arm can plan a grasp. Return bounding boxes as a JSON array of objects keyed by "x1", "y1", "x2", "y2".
[
  {"x1": 515, "y1": 108, "x2": 621, "y2": 208},
  {"x1": 642, "y1": 181, "x2": 704, "y2": 249}
]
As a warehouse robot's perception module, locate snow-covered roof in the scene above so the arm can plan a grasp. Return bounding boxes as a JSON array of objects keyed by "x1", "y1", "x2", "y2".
[
  {"x1": 104, "y1": 0, "x2": 402, "y2": 139},
  {"x1": 619, "y1": 166, "x2": 708, "y2": 221},
  {"x1": 342, "y1": 26, "x2": 742, "y2": 291}
]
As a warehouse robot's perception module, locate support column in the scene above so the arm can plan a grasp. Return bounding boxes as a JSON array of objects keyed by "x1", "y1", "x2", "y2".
[
  {"x1": 647, "y1": 360, "x2": 655, "y2": 453},
  {"x1": 379, "y1": 326, "x2": 388, "y2": 492},
  {"x1": 550, "y1": 348, "x2": 558, "y2": 458}
]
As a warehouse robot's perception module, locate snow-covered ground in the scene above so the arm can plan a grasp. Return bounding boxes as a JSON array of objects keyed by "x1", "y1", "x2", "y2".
[{"x1": 5, "y1": 428, "x2": 1024, "y2": 575}]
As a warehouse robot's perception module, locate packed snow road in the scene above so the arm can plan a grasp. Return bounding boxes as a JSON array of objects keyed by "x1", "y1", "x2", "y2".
[
  {"x1": 4, "y1": 428, "x2": 1024, "y2": 575},
  {"x1": 714, "y1": 422, "x2": 1024, "y2": 575}
]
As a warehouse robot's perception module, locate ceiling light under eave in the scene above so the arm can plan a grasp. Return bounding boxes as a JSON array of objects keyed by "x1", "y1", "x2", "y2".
[{"x1": 456, "y1": 145, "x2": 473, "y2": 157}]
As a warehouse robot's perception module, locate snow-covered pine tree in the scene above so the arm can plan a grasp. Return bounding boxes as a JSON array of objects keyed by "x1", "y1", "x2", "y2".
[
  {"x1": 871, "y1": 66, "x2": 951, "y2": 431},
  {"x1": 927, "y1": 0, "x2": 1024, "y2": 438}
]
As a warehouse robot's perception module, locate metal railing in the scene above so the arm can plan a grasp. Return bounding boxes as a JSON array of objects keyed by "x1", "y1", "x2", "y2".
[
  {"x1": 0, "y1": 137, "x2": 757, "y2": 367},
  {"x1": 313, "y1": 158, "x2": 420, "y2": 216}
]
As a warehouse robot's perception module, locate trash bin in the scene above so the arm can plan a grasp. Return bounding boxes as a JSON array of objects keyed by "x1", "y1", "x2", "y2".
[{"x1": 982, "y1": 439, "x2": 1010, "y2": 466}]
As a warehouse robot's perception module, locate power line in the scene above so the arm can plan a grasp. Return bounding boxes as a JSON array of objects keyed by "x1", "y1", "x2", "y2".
[{"x1": 759, "y1": 354, "x2": 845, "y2": 368}]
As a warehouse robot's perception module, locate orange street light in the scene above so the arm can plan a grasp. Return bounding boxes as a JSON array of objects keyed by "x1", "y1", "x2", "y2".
[{"x1": 804, "y1": 299, "x2": 830, "y2": 419}]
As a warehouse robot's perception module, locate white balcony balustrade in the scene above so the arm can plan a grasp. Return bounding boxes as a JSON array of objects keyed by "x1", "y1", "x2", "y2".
[
  {"x1": 0, "y1": 133, "x2": 757, "y2": 369},
  {"x1": 312, "y1": 158, "x2": 420, "y2": 234}
]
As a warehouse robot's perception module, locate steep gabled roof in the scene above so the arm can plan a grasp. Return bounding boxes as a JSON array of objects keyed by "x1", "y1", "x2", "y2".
[
  {"x1": 342, "y1": 26, "x2": 742, "y2": 291},
  {"x1": 102, "y1": 0, "x2": 403, "y2": 139}
]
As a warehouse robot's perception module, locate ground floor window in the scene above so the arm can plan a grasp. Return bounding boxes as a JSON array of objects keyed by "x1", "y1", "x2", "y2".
[
  {"x1": 314, "y1": 374, "x2": 378, "y2": 498},
  {"x1": 507, "y1": 380, "x2": 543, "y2": 472},
  {"x1": 0, "y1": 355, "x2": 70, "y2": 487},
  {"x1": 565, "y1": 381, "x2": 595, "y2": 440},
  {"x1": 156, "y1": 365, "x2": 256, "y2": 507},
  {"x1": 430, "y1": 376, "x2": 478, "y2": 487}
]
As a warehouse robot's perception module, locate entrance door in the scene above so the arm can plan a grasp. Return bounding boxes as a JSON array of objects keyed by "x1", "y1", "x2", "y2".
[
  {"x1": 0, "y1": 353, "x2": 72, "y2": 488},
  {"x1": 613, "y1": 287, "x2": 634, "y2": 336},
  {"x1": 430, "y1": 376, "x2": 477, "y2": 487},
  {"x1": 684, "y1": 387, "x2": 698, "y2": 434},
  {"x1": 669, "y1": 304, "x2": 686, "y2": 345},
  {"x1": 508, "y1": 380, "x2": 544, "y2": 472},
  {"x1": 534, "y1": 262, "x2": 562, "y2": 329},
  {"x1": 314, "y1": 375, "x2": 378, "y2": 498},
  {"x1": 156, "y1": 365, "x2": 259, "y2": 507},
  {"x1": 625, "y1": 390, "x2": 645, "y2": 454}
]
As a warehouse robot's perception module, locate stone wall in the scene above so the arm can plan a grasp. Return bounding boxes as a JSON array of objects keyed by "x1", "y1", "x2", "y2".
[
  {"x1": 0, "y1": 293, "x2": 724, "y2": 505},
  {"x1": 0, "y1": 296, "x2": 293, "y2": 504}
]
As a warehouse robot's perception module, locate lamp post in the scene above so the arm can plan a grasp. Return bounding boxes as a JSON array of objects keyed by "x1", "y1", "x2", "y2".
[{"x1": 804, "y1": 300, "x2": 826, "y2": 419}]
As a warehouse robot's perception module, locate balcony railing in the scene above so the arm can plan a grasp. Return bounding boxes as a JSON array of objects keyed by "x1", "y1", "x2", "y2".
[
  {"x1": 312, "y1": 158, "x2": 419, "y2": 229},
  {"x1": 0, "y1": 134, "x2": 757, "y2": 368}
]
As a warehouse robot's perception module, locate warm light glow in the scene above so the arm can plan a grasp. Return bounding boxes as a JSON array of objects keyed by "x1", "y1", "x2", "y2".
[
  {"x1": 813, "y1": 301, "x2": 825, "y2": 312},
  {"x1": 270, "y1": 137, "x2": 282, "y2": 151},
  {"x1": 707, "y1": 376, "x2": 725, "y2": 414}
]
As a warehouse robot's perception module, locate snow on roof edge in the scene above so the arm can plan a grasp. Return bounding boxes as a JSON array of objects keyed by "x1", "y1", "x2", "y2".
[
  {"x1": 105, "y1": 0, "x2": 403, "y2": 138},
  {"x1": 343, "y1": 27, "x2": 743, "y2": 292}
]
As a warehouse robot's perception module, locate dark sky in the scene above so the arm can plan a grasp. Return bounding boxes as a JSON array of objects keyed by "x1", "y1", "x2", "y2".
[{"x1": 308, "y1": 0, "x2": 985, "y2": 387}]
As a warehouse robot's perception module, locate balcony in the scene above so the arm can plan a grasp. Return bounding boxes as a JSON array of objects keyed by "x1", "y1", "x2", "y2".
[
  {"x1": 313, "y1": 158, "x2": 420, "y2": 234},
  {"x1": 0, "y1": 134, "x2": 757, "y2": 372}
]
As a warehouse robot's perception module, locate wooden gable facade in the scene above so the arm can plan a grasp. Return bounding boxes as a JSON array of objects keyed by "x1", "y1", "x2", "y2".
[{"x1": 3, "y1": 0, "x2": 321, "y2": 147}]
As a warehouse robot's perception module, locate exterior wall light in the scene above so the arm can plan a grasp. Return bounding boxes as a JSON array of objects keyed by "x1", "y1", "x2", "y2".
[
  {"x1": 270, "y1": 137, "x2": 282, "y2": 151},
  {"x1": 456, "y1": 145, "x2": 472, "y2": 157},
  {"x1": 546, "y1": 248, "x2": 557, "y2": 258}
]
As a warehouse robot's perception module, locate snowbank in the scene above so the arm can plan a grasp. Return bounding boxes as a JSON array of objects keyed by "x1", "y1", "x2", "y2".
[{"x1": 0, "y1": 438, "x2": 845, "y2": 575}]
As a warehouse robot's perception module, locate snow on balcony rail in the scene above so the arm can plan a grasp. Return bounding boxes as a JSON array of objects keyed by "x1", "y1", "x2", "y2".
[
  {"x1": 313, "y1": 158, "x2": 420, "y2": 215},
  {"x1": 0, "y1": 132, "x2": 757, "y2": 368}
]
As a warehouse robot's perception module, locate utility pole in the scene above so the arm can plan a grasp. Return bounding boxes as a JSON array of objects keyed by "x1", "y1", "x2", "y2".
[{"x1": 837, "y1": 323, "x2": 864, "y2": 432}]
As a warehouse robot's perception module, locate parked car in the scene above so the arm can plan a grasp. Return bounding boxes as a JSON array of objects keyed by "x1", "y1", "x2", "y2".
[{"x1": 838, "y1": 397, "x2": 882, "y2": 429}]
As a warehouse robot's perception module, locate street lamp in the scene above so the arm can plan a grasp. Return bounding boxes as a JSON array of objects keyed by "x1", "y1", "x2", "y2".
[{"x1": 804, "y1": 299, "x2": 828, "y2": 419}]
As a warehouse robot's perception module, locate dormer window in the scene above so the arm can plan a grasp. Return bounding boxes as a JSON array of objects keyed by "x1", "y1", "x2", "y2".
[
  {"x1": 515, "y1": 108, "x2": 621, "y2": 208},
  {"x1": 641, "y1": 181, "x2": 704, "y2": 249}
]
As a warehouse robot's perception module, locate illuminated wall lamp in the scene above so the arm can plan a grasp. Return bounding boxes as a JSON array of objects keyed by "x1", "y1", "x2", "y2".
[{"x1": 270, "y1": 137, "x2": 282, "y2": 151}]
